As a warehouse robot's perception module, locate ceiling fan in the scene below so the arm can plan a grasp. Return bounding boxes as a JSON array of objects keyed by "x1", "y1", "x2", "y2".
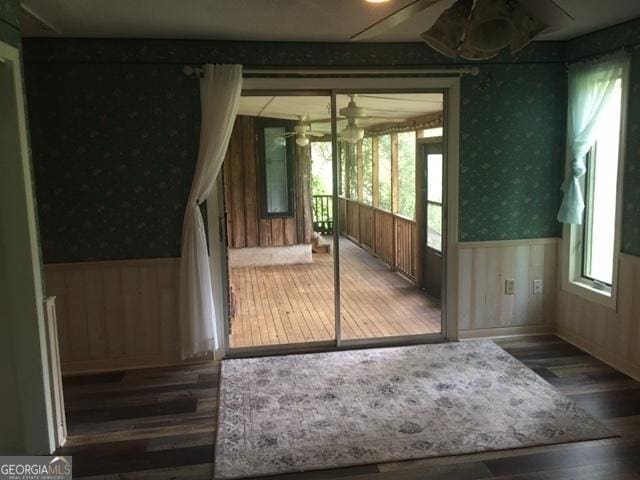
[
  {"x1": 279, "y1": 116, "x2": 328, "y2": 147},
  {"x1": 351, "y1": 0, "x2": 575, "y2": 60}
]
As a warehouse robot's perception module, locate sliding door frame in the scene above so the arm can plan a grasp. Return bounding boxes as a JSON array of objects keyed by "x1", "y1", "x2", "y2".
[{"x1": 223, "y1": 76, "x2": 460, "y2": 358}]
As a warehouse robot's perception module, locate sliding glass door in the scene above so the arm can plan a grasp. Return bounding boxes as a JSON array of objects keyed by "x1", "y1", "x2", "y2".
[
  {"x1": 336, "y1": 92, "x2": 445, "y2": 345},
  {"x1": 225, "y1": 93, "x2": 335, "y2": 351},
  {"x1": 223, "y1": 79, "x2": 456, "y2": 356}
]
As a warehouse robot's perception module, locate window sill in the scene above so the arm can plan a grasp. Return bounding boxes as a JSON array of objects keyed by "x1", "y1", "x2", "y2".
[{"x1": 563, "y1": 277, "x2": 617, "y2": 310}]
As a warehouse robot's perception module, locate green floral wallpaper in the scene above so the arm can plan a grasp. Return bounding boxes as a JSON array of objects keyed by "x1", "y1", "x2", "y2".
[
  {"x1": 459, "y1": 64, "x2": 566, "y2": 241},
  {"x1": 23, "y1": 39, "x2": 570, "y2": 262},
  {"x1": 567, "y1": 18, "x2": 640, "y2": 257},
  {"x1": 26, "y1": 64, "x2": 201, "y2": 262},
  {"x1": 0, "y1": 0, "x2": 19, "y2": 47},
  {"x1": 622, "y1": 54, "x2": 640, "y2": 256}
]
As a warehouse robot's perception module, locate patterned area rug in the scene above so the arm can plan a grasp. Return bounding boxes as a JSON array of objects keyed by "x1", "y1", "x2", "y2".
[{"x1": 214, "y1": 341, "x2": 610, "y2": 479}]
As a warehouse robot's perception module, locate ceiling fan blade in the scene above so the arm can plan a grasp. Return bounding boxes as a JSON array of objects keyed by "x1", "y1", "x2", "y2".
[
  {"x1": 517, "y1": 0, "x2": 574, "y2": 31},
  {"x1": 350, "y1": 0, "x2": 443, "y2": 41},
  {"x1": 307, "y1": 131, "x2": 328, "y2": 137},
  {"x1": 308, "y1": 117, "x2": 347, "y2": 123}
]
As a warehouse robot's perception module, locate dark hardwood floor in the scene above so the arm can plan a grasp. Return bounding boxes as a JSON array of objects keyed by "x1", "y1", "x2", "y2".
[{"x1": 58, "y1": 336, "x2": 640, "y2": 479}]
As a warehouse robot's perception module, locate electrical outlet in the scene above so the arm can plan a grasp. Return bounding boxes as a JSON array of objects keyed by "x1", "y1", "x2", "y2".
[
  {"x1": 504, "y1": 279, "x2": 515, "y2": 295},
  {"x1": 533, "y1": 279, "x2": 543, "y2": 295}
]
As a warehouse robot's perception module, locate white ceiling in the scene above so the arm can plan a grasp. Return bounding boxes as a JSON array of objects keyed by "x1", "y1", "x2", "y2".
[
  {"x1": 239, "y1": 93, "x2": 443, "y2": 132},
  {"x1": 20, "y1": 0, "x2": 640, "y2": 42}
]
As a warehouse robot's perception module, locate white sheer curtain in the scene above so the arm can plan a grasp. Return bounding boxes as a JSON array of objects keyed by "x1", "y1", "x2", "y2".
[
  {"x1": 557, "y1": 54, "x2": 625, "y2": 224},
  {"x1": 179, "y1": 64, "x2": 242, "y2": 359}
]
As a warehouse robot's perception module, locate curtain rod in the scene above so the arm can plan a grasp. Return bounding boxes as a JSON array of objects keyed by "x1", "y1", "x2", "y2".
[{"x1": 183, "y1": 65, "x2": 480, "y2": 78}]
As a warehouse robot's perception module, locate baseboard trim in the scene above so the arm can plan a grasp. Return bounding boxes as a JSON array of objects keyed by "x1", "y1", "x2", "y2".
[
  {"x1": 458, "y1": 237, "x2": 560, "y2": 250},
  {"x1": 61, "y1": 351, "x2": 213, "y2": 376},
  {"x1": 556, "y1": 329, "x2": 640, "y2": 383},
  {"x1": 459, "y1": 325, "x2": 555, "y2": 340}
]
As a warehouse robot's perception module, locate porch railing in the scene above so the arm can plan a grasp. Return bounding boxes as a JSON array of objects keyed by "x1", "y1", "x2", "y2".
[
  {"x1": 339, "y1": 196, "x2": 417, "y2": 281},
  {"x1": 312, "y1": 194, "x2": 333, "y2": 235}
]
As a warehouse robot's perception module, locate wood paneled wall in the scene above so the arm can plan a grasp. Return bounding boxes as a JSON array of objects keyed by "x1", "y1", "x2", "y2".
[
  {"x1": 223, "y1": 116, "x2": 313, "y2": 249},
  {"x1": 458, "y1": 239, "x2": 558, "y2": 336},
  {"x1": 557, "y1": 253, "x2": 640, "y2": 381},
  {"x1": 44, "y1": 258, "x2": 182, "y2": 374}
]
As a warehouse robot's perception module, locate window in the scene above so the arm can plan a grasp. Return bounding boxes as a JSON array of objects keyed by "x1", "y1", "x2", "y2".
[
  {"x1": 426, "y1": 149, "x2": 443, "y2": 252},
  {"x1": 581, "y1": 79, "x2": 622, "y2": 288},
  {"x1": 563, "y1": 60, "x2": 627, "y2": 308},
  {"x1": 397, "y1": 132, "x2": 416, "y2": 219},
  {"x1": 258, "y1": 119, "x2": 294, "y2": 217}
]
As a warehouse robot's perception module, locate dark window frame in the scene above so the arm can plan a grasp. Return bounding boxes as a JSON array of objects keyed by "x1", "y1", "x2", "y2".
[{"x1": 256, "y1": 118, "x2": 296, "y2": 219}]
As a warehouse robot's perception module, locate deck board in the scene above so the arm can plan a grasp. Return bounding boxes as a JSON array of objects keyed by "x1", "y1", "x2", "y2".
[{"x1": 229, "y1": 238, "x2": 441, "y2": 348}]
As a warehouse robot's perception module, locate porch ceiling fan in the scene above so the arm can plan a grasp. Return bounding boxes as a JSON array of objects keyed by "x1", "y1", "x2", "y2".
[
  {"x1": 279, "y1": 116, "x2": 328, "y2": 147},
  {"x1": 351, "y1": 0, "x2": 575, "y2": 60}
]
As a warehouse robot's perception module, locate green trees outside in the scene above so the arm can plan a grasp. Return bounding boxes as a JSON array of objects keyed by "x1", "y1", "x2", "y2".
[{"x1": 311, "y1": 132, "x2": 417, "y2": 220}]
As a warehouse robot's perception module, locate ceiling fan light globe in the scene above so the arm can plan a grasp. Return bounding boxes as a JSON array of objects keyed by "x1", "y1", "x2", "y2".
[
  {"x1": 509, "y1": 2, "x2": 549, "y2": 54},
  {"x1": 421, "y1": 0, "x2": 473, "y2": 58},
  {"x1": 466, "y1": 0, "x2": 514, "y2": 52},
  {"x1": 295, "y1": 135, "x2": 310, "y2": 147},
  {"x1": 341, "y1": 124, "x2": 364, "y2": 144}
]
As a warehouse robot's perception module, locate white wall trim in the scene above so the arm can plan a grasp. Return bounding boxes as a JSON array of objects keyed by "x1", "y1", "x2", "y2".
[
  {"x1": 459, "y1": 325, "x2": 555, "y2": 340},
  {"x1": 0, "y1": 40, "x2": 55, "y2": 454},
  {"x1": 459, "y1": 238, "x2": 560, "y2": 250}
]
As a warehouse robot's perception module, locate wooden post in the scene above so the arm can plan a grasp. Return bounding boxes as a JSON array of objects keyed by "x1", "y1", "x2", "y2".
[
  {"x1": 356, "y1": 139, "x2": 364, "y2": 202},
  {"x1": 414, "y1": 131, "x2": 425, "y2": 288},
  {"x1": 372, "y1": 136, "x2": 379, "y2": 208},
  {"x1": 371, "y1": 136, "x2": 379, "y2": 255},
  {"x1": 391, "y1": 133, "x2": 399, "y2": 214},
  {"x1": 391, "y1": 133, "x2": 399, "y2": 270}
]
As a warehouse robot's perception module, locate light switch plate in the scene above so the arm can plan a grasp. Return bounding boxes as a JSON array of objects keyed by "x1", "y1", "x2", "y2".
[
  {"x1": 505, "y1": 279, "x2": 515, "y2": 295},
  {"x1": 533, "y1": 279, "x2": 543, "y2": 295}
]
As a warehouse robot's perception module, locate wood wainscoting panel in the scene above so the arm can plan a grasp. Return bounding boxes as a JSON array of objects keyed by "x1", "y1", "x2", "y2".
[
  {"x1": 458, "y1": 238, "x2": 558, "y2": 336},
  {"x1": 557, "y1": 253, "x2": 640, "y2": 381},
  {"x1": 44, "y1": 258, "x2": 182, "y2": 375}
]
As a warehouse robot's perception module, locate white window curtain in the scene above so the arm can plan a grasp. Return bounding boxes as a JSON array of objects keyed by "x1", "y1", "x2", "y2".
[
  {"x1": 179, "y1": 64, "x2": 242, "y2": 359},
  {"x1": 557, "y1": 54, "x2": 625, "y2": 224}
]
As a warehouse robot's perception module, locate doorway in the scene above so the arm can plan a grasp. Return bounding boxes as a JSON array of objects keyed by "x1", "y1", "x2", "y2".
[{"x1": 220, "y1": 77, "x2": 460, "y2": 356}]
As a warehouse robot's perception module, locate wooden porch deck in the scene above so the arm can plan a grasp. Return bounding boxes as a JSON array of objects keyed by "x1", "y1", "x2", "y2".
[{"x1": 229, "y1": 238, "x2": 441, "y2": 348}]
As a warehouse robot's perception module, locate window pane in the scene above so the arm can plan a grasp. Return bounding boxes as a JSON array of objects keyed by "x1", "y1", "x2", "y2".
[
  {"x1": 583, "y1": 79, "x2": 622, "y2": 285},
  {"x1": 264, "y1": 127, "x2": 289, "y2": 213},
  {"x1": 362, "y1": 137, "x2": 373, "y2": 204},
  {"x1": 378, "y1": 134, "x2": 392, "y2": 211},
  {"x1": 427, "y1": 203, "x2": 442, "y2": 251},
  {"x1": 311, "y1": 141, "x2": 333, "y2": 195},
  {"x1": 397, "y1": 132, "x2": 416, "y2": 219},
  {"x1": 347, "y1": 143, "x2": 358, "y2": 199},
  {"x1": 427, "y1": 153, "x2": 443, "y2": 204}
]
